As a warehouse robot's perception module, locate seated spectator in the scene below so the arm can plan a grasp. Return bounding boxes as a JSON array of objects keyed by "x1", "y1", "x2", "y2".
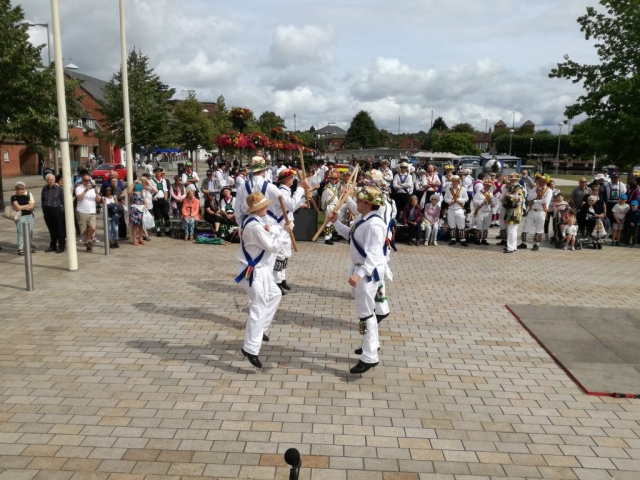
[
  {"x1": 204, "y1": 190, "x2": 222, "y2": 236},
  {"x1": 170, "y1": 175, "x2": 186, "y2": 218},
  {"x1": 422, "y1": 193, "x2": 440, "y2": 246},
  {"x1": 181, "y1": 189, "x2": 200, "y2": 241},
  {"x1": 579, "y1": 195, "x2": 607, "y2": 248},
  {"x1": 219, "y1": 187, "x2": 237, "y2": 232},
  {"x1": 402, "y1": 195, "x2": 423, "y2": 246},
  {"x1": 561, "y1": 213, "x2": 578, "y2": 251}
]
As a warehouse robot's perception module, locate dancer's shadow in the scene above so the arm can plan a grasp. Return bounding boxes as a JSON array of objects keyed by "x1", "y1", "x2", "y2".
[
  {"x1": 125, "y1": 338, "x2": 356, "y2": 381},
  {"x1": 275, "y1": 310, "x2": 356, "y2": 332},
  {"x1": 133, "y1": 302, "x2": 245, "y2": 331},
  {"x1": 190, "y1": 280, "x2": 353, "y2": 301}
]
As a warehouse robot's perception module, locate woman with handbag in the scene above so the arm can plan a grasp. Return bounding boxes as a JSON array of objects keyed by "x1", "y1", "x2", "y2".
[{"x1": 10, "y1": 182, "x2": 36, "y2": 256}]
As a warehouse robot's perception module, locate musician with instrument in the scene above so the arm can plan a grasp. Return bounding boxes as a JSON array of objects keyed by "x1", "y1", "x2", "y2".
[
  {"x1": 443, "y1": 175, "x2": 469, "y2": 247},
  {"x1": 519, "y1": 173, "x2": 553, "y2": 251},
  {"x1": 471, "y1": 178, "x2": 495, "y2": 246},
  {"x1": 502, "y1": 173, "x2": 526, "y2": 254}
]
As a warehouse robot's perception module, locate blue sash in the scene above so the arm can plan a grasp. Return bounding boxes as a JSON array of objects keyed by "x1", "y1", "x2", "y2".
[
  {"x1": 383, "y1": 219, "x2": 397, "y2": 255},
  {"x1": 350, "y1": 214, "x2": 383, "y2": 282},
  {"x1": 267, "y1": 210, "x2": 285, "y2": 224},
  {"x1": 399, "y1": 174, "x2": 409, "y2": 193},
  {"x1": 245, "y1": 180, "x2": 268, "y2": 196},
  {"x1": 234, "y1": 217, "x2": 266, "y2": 287}
]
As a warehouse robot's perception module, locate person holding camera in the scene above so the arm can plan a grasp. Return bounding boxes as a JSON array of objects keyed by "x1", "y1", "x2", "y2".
[{"x1": 75, "y1": 173, "x2": 101, "y2": 252}]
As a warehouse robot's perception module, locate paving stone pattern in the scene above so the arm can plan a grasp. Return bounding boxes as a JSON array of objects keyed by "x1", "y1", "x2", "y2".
[{"x1": 0, "y1": 217, "x2": 639, "y2": 480}]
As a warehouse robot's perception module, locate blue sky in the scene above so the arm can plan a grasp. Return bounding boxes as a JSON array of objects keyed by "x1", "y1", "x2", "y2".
[{"x1": 21, "y1": 0, "x2": 601, "y2": 133}]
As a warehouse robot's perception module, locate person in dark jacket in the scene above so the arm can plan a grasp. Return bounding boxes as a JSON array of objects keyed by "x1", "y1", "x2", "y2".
[{"x1": 402, "y1": 195, "x2": 423, "y2": 246}]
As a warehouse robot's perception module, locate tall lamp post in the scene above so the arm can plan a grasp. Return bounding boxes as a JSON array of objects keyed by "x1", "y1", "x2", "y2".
[
  {"x1": 119, "y1": 0, "x2": 134, "y2": 210},
  {"x1": 555, "y1": 122, "x2": 564, "y2": 175},
  {"x1": 508, "y1": 129, "x2": 514, "y2": 156},
  {"x1": 529, "y1": 138, "x2": 533, "y2": 160},
  {"x1": 50, "y1": 0, "x2": 78, "y2": 270}
]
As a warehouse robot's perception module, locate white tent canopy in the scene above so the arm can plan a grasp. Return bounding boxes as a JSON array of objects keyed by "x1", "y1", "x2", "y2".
[{"x1": 413, "y1": 151, "x2": 460, "y2": 160}]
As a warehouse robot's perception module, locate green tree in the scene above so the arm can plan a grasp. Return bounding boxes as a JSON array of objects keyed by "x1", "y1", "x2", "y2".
[
  {"x1": 433, "y1": 133, "x2": 480, "y2": 155},
  {"x1": 549, "y1": 0, "x2": 640, "y2": 169},
  {"x1": 211, "y1": 95, "x2": 232, "y2": 137},
  {"x1": 568, "y1": 119, "x2": 601, "y2": 157},
  {"x1": 378, "y1": 128, "x2": 397, "y2": 148},
  {"x1": 99, "y1": 48, "x2": 175, "y2": 157},
  {"x1": 257, "y1": 111, "x2": 285, "y2": 135},
  {"x1": 309, "y1": 125, "x2": 316, "y2": 134},
  {"x1": 452, "y1": 122, "x2": 476, "y2": 134},
  {"x1": 172, "y1": 95, "x2": 214, "y2": 157},
  {"x1": 295, "y1": 132, "x2": 313, "y2": 146},
  {"x1": 346, "y1": 111, "x2": 380, "y2": 148},
  {"x1": 0, "y1": 0, "x2": 83, "y2": 207},
  {"x1": 430, "y1": 116, "x2": 448, "y2": 131}
]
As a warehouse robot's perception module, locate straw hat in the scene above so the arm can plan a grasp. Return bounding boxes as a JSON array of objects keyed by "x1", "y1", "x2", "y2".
[
  {"x1": 328, "y1": 170, "x2": 340, "y2": 180},
  {"x1": 508, "y1": 172, "x2": 520, "y2": 181},
  {"x1": 451, "y1": 175, "x2": 461, "y2": 181},
  {"x1": 399, "y1": 162, "x2": 410, "y2": 168},
  {"x1": 482, "y1": 178, "x2": 494, "y2": 186},
  {"x1": 356, "y1": 185, "x2": 384, "y2": 206},
  {"x1": 246, "y1": 192, "x2": 271, "y2": 213},
  {"x1": 444, "y1": 164, "x2": 454, "y2": 171},
  {"x1": 249, "y1": 156, "x2": 269, "y2": 172},
  {"x1": 535, "y1": 173, "x2": 551, "y2": 182},
  {"x1": 277, "y1": 169, "x2": 296, "y2": 182}
]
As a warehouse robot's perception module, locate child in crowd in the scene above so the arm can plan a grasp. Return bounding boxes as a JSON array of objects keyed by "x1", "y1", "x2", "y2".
[
  {"x1": 611, "y1": 195, "x2": 629, "y2": 246},
  {"x1": 626, "y1": 200, "x2": 639, "y2": 248},
  {"x1": 562, "y1": 214, "x2": 578, "y2": 251}
]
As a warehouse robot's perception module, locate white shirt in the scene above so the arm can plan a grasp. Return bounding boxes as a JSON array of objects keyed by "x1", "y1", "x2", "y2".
[
  {"x1": 443, "y1": 185, "x2": 468, "y2": 212},
  {"x1": 461, "y1": 176, "x2": 474, "y2": 192},
  {"x1": 472, "y1": 188, "x2": 494, "y2": 213},
  {"x1": 220, "y1": 196, "x2": 236, "y2": 213},
  {"x1": 379, "y1": 168, "x2": 393, "y2": 185},
  {"x1": 270, "y1": 185, "x2": 306, "y2": 224},
  {"x1": 393, "y1": 173, "x2": 414, "y2": 194},
  {"x1": 321, "y1": 182, "x2": 341, "y2": 211},
  {"x1": 144, "y1": 164, "x2": 153, "y2": 175},
  {"x1": 609, "y1": 181, "x2": 627, "y2": 201},
  {"x1": 236, "y1": 174, "x2": 284, "y2": 226},
  {"x1": 526, "y1": 186, "x2": 553, "y2": 212},
  {"x1": 75, "y1": 186, "x2": 97, "y2": 214},
  {"x1": 419, "y1": 172, "x2": 441, "y2": 192},
  {"x1": 236, "y1": 215, "x2": 283, "y2": 271},
  {"x1": 333, "y1": 211, "x2": 387, "y2": 279},
  {"x1": 151, "y1": 177, "x2": 168, "y2": 200},
  {"x1": 182, "y1": 171, "x2": 200, "y2": 192}
]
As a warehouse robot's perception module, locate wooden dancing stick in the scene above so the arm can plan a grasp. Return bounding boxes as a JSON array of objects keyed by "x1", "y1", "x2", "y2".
[
  {"x1": 298, "y1": 147, "x2": 320, "y2": 213},
  {"x1": 311, "y1": 164, "x2": 359, "y2": 242},
  {"x1": 278, "y1": 195, "x2": 298, "y2": 253}
]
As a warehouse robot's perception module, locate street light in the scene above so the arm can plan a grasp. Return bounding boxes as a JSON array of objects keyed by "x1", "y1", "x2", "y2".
[
  {"x1": 50, "y1": 0, "x2": 78, "y2": 271},
  {"x1": 555, "y1": 122, "x2": 564, "y2": 175},
  {"x1": 508, "y1": 129, "x2": 514, "y2": 156},
  {"x1": 529, "y1": 138, "x2": 533, "y2": 159}
]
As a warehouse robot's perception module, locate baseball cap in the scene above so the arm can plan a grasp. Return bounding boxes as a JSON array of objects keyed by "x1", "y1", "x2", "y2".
[{"x1": 631, "y1": 200, "x2": 639, "y2": 207}]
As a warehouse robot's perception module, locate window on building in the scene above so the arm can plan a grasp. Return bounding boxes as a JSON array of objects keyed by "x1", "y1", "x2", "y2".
[
  {"x1": 77, "y1": 119, "x2": 83, "y2": 128},
  {"x1": 86, "y1": 120, "x2": 94, "y2": 129},
  {"x1": 81, "y1": 145, "x2": 89, "y2": 158},
  {"x1": 3, "y1": 151, "x2": 8, "y2": 163}
]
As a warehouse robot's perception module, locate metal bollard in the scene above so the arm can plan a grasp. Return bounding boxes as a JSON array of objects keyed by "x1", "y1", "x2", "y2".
[
  {"x1": 22, "y1": 221, "x2": 34, "y2": 291},
  {"x1": 103, "y1": 208, "x2": 110, "y2": 256}
]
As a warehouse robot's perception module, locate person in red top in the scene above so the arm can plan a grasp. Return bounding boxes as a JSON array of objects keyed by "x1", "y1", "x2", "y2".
[{"x1": 402, "y1": 195, "x2": 423, "y2": 246}]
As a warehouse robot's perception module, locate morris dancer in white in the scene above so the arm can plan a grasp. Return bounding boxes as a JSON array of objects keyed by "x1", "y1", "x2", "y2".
[
  {"x1": 327, "y1": 185, "x2": 388, "y2": 375},
  {"x1": 444, "y1": 175, "x2": 469, "y2": 247},
  {"x1": 519, "y1": 173, "x2": 553, "y2": 251},
  {"x1": 235, "y1": 192, "x2": 294, "y2": 369},
  {"x1": 471, "y1": 178, "x2": 494, "y2": 246}
]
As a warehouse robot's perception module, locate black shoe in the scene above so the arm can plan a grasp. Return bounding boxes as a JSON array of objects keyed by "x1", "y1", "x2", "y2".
[
  {"x1": 350, "y1": 360, "x2": 379, "y2": 374},
  {"x1": 504, "y1": 249, "x2": 515, "y2": 254},
  {"x1": 262, "y1": 334, "x2": 269, "y2": 342},
  {"x1": 324, "y1": 239, "x2": 334, "y2": 245},
  {"x1": 354, "y1": 347, "x2": 380, "y2": 355},
  {"x1": 597, "y1": 243, "x2": 602, "y2": 250},
  {"x1": 241, "y1": 348, "x2": 263, "y2": 368},
  {"x1": 56, "y1": 248, "x2": 64, "y2": 253},
  {"x1": 156, "y1": 231, "x2": 162, "y2": 237},
  {"x1": 448, "y1": 239, "x2": 456, "y2": 246},
  {"x1": 280, "y1": 281, "x2": 291, "y2": 291},
  {"x1": 481, "y1": 240, "x2": 490, "y2": 246},
  {"x1": 114, "y1": 242, "x2": 120, "y2": 249},
  {"x1": 461, "y1": 241, "x2": 468, "y2": 247},
  {"x1": 45, "y1": 247, "x2": 56, "y2": 253},
  {"x1": 475, "y1": 239, "x2": 481, "y2": 245},
  {"x1": 495, "y1": 235, "x2": 502, "y2": 239},
  {"x1": 277, "y1": 284, "x2": 287, "y2": 295},
  {"x1": 532, "y1": 244, "x2": 539, "y2": 251},
  {"x1": 496, "y1": 240, "x2": 506, "y2": 246},
  {"x1": 517, "y1": 243, "x2": 527, "y2": 249}
]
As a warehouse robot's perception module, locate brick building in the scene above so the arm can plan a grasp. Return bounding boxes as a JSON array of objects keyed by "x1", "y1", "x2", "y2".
[
  {"x1": 399, "y1": 136, "x2": 421, "y2": 150},
  {"x1": 0, "y1": 141, "x2": 39, "y2": 176}
]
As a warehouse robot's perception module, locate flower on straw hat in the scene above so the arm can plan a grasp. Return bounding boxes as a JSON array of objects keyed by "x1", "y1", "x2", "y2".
[
  {"x1": 356, "y1": 185, "x2": 384, "y2": 206},
  {"x1": 535, "y1": 173, "x2": 551, "y2": 182},
  {"x1": 328, "y1": 170, "x2": 340, "y2": 180},
  {"x1": 277, "y1": 169, "x2": 296, "y2": 182},
  {"x1": 482, "y1": 178, "x2": 494, "y2": 186},
  {"x1": 444, "y1": 164, "x2": 454, "y2": 171},
  {"x1": 246, "y1": 191, "x2": 271, "y2": 213},
  {"x1": 249, "y1": 156, "x2": 269, "y2": 172}
]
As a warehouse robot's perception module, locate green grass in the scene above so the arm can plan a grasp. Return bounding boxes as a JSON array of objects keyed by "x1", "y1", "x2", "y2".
[{"x1": 552, "y1": 173, "x2": 628, "y2": 183}]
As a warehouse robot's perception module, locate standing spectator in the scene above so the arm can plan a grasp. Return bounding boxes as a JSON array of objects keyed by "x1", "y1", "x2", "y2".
[
  {"x1": 170, "y1": 175, "x2": 186, "y2": 218},
  {"x1": 569, "y1": 177, "x2": 591, "y2": 209},
  {"x1": 101, "y1": 186, "x2": 121, "y2": 249},
  {"x1": 625, "y1": 200, "x2": 639, "y2": 247},
  {"x1": 100, "y1": 171, "x2": 124, "y2": 195},
  {"x1": 75, "y1": 173, "x2": 101, "y2": 252},
  {"x1": 181, "y1": 161, "x2": 200, "y2": 197},
  {"x1": 41, "y1": 173, "x2": 65, "y2": 253},
  {"x1": 611, "y1": 195, "x2": 629, "y2": 246},
  {"x1": 128, "y1": 180, "x2": 146, "y2": 246},
  {"x1": 144, "y1": 160, "x2": 153, "y2": 176},
  {"x1": 11, "y1": 182, "x2": 36, "y2": 256},
  {"x1": 181, "y1": 189, "x2": 200, "y2": 241},
  {"x1": 626, "y1": 178, "x2": 639, "y2": 205},
  {"x1": 38, "y1": 158, "x2": 44, "y2": 176}
]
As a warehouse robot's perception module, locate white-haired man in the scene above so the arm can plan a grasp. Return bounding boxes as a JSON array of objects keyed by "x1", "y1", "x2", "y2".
[{"x1": 444, "y1": 175, "x2": 468, "y2": 247}]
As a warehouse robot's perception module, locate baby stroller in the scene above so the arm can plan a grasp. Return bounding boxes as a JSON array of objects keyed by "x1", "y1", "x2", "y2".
[
  {"x1": 550, "y1": 207, "x2": 581, "y2": 249},
  {"x1": 578, "y1": 215, "x2": 607, "y2": 250}
]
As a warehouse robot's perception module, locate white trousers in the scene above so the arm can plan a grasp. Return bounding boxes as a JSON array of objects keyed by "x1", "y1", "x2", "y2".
[
  {"x1": 447, "y1": 208, "x2": 465, "y2": 230},
  {"x1": 523, "y1": 210, "x2": 546, "y2": 243},
  {"x1": 274, "y1": 230, "x2": 291, "y2": 283},
  {"x1": 498, "y1": 206, "x2": 506, "y2": 230},
  {"x1": 350, "y1": 264, "x2": 385, "y2": 364},
  {"x1": 506, "y1": 224, "x2": 519, "y2": 252},
  {"x1": 240, "y1": 266, "x2": 282, "y2": 355},
  {"x1": 423, "y1": 222, "x2": 439, "y2": 244},
  {"x1": 473, "y1": 209, "x2": 492, "y2": 231}
]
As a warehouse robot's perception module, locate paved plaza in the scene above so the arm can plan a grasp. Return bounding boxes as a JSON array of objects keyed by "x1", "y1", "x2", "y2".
[{"x1": 0, "y1": 217, "x2": 639, "y2": 480}]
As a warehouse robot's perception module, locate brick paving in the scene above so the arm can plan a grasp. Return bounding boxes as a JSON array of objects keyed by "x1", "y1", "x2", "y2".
[{"x1": 0, "y1": 216, "x2": 639, "y2": 480}]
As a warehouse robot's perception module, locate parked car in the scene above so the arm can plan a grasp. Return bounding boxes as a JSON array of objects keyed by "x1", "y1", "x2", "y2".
[{"x1": 91, "y1": 164, "x2": 127, "y2": 184}]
